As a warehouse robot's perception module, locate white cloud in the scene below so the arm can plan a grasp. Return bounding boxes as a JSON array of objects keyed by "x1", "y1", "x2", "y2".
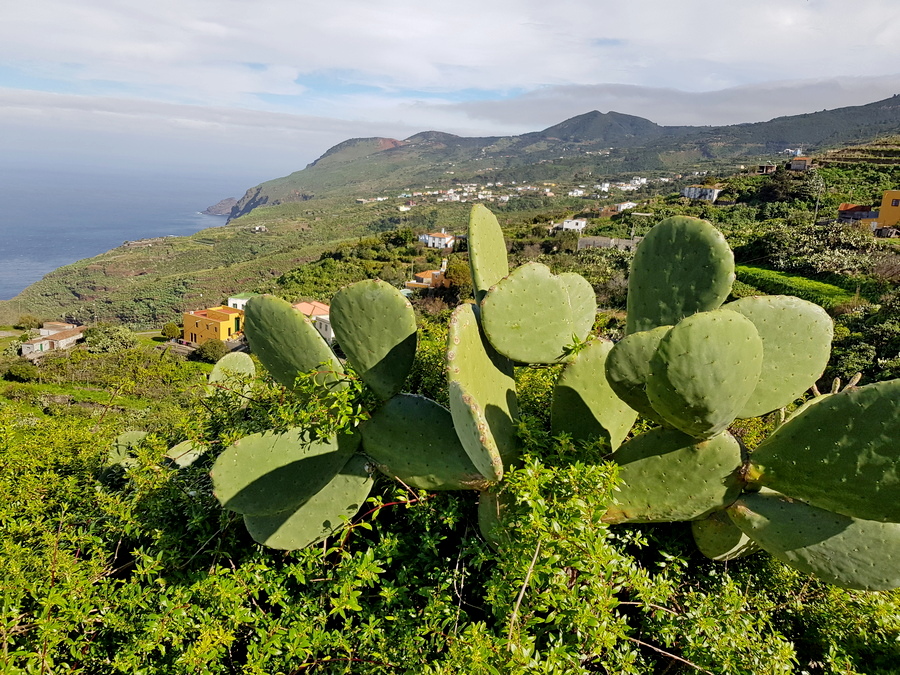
[
  {"x1": 434, "y1": 75, "x2": 900, "y2": 128},
  {"x1": 4, "y1": 1, "x2": 900, "y2": 180},
  {"x1": 0, "y1": 89, "x2": 422, "y2": 177},
  {"x1": 4, "y1": 0, "x2": 900, "y2": 111}
]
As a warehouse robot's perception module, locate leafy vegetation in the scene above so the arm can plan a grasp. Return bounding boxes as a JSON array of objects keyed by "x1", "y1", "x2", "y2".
[
  {"x1": 735, "y1": 265, "x2": 862, "y2": 309},
  {"x1": 5, "y1": 136, "x2": 900, "y2": 673}
]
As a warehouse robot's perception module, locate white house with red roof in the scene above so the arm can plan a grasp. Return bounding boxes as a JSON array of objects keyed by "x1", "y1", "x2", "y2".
[
  {"x1": 418, "y1": 229, "x2": 456, "y2": 249},
  {"x1": 293, "y1": 300, "x2": 334, "y2": 343}
]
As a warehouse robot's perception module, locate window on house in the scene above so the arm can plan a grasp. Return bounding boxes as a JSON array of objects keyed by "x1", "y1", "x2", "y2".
[{"x1": 892, "y1": 199, "x2": 899, "y2": 207}]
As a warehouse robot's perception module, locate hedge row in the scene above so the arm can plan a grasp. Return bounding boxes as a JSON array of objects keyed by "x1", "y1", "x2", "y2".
[{"x1": 735, "y1": 265, "x2": 863, "y2": 310}]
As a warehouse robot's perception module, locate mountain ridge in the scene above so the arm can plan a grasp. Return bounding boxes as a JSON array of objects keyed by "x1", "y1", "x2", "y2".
[{"x1": 227, "y1": 95, "x2": 900, "y2": 221}]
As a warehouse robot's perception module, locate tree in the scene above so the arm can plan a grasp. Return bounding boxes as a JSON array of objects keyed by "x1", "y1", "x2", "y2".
[
  {"x1": 83, "y1": 324, "x2": 139, "y2": 353},
  {"x1": 192, "y1": 339, "x2": 227, "y2": 363},
  {"x1": 5, "y1": 360, "x2": 39, "y2": 382},
  {"x1": 161, "y1": 322, "x2": 181, "y2": 340},
  {"x1": 443, "y1": 255, "x2": 473, "y2": 300},
  {"x1": 14, "y1": 314, "x2": 41, "y2": 330}
]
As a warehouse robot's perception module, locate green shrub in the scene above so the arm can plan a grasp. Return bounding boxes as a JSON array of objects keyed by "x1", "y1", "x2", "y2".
[
  {"x1": 84, "y1": 324, "x2": 140, "y2": 353},
  {"x1": 5, "y1": 360, "x2": 39, "y2": 382},
  {"x1": 735, "y1": 265, "x2": 861, "y2": 309},
  {"x1": 161, "y1": 322, "x2": 181, "y2": 339},
  {"x1": 13, "y1": 314, "x2": 41, "y2": 330},
  {"x1": 192, "y1": 338, "x2": 228, "y2": 363}
]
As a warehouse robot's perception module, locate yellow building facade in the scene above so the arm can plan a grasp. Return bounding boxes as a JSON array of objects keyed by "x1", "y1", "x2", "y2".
[
  {"x1": 877, "y1": 190, "x2": 900, "y2": 228},
  {"x1": 183, "y1": 306, "x2": 244, "y2": 345}
]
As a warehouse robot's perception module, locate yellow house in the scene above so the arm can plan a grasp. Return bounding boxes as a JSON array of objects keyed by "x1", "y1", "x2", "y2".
[
  {"x1": 877, "y1": 190, "x2": 900, "y2": 228},
  {"x1": 183, "y1": 306, "x2": 244, "y2": 345}
]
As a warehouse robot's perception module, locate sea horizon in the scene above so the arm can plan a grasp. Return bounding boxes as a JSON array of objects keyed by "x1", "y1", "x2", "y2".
[{"x1": 0, "y1": 164, "x2": 264, "y2": 302}]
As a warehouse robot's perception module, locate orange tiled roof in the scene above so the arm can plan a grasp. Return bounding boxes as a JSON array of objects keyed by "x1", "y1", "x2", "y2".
[{"x1": 293, "y1": 300, "x2": 330, "y2": 317}]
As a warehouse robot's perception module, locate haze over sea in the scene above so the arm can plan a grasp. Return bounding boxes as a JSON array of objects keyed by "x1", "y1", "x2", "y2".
[{"x1": 0, "y1": 164, "x2": 262, "y2": 302}]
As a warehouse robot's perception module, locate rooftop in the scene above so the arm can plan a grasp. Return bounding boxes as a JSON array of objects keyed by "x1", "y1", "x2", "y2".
[{"x1": 294, "y1": 300, "x2": 330, "y2": 317}]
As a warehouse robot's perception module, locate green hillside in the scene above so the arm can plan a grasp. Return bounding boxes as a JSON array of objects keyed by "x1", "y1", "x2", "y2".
[{"x1": 229, "y1": 94, "x2": 900, "y2": 219}]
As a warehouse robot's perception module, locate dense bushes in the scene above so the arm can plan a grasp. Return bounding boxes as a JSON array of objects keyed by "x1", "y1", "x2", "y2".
[{"x1": 3, "y1": 320, "x2": 900, "y2": 673}]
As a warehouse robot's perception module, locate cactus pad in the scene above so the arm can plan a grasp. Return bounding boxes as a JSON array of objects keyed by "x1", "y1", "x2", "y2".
[
  {"x1": 165, "y1": 440, "x2": 207, "y2": 468},
  {"x1": 447, "y1": 303, "x2": 518, "y2": 467},
  {"x1": 330, "y1": 279, "x2": 418, "y2": 400},
  {"x1": 726, "y1": 296, "x2": 833, "y2": 418},
  {"x1": 207, "y1": 351, "x2": 255, "y2": 398},
  {"x1": 603, "y1": 325, "x2": 672, "y2": 426},
  {"x1": 208, "y1": 351, "x2": 255, "y2": 384},
  {"x1": 647, "y1": 308, "x2": 763, "y2": 439},
  {"x1": 477, "y1": 491, "x2": 510, "y2": 550},
  {"x1": 244, "y1": 294, "x2": 344, "y2": 390},
  {"x1": 107, "y1": 430, "x2": 148, "y2": 467},
  {"x1": 468, "y1": 204, "x2": 510, "y2": 302},
  {"x1": 728, "y1": 489, "x2": 900, "y2": 591},
  {"x1": 481, "y1": 262, "x2": 596, "y2": 364},
  {"x1": 626, "y1": 216, "x2": 734, "y2": 334},
  {"x1": 211, "y1": 429, "x2": 358, "y2": 515},
  {"x1": 749, "y1": 379, "x2": 900, "y2": 522},
  {"x1": 551, "y1": 339, "x2": 638, "y2": 449},
  {"x1": 243, "y1": 454, "x2": 374, "y2": 550},
  {"x1": 602, "y1": 428, "x2": 743, "y2": 524},
  {"x1": 449, "y1": 381, "x2": 504, "y2": 482},
  {"x1": 361, "y1": 394, "x2": 491, "y2": 491},
  {"x1": 691, "y1": 510, "x2": 760, "y2": 561}
]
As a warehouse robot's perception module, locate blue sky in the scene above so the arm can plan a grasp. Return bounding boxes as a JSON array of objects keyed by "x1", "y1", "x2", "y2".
[{"x1": 3, "y1": 0, "x2": 900, "y2": 181}]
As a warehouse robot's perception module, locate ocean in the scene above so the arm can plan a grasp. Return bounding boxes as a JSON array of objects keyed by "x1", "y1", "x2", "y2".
[{"x1": 0, "y1": 165, "x2": 261, "y2": 301}]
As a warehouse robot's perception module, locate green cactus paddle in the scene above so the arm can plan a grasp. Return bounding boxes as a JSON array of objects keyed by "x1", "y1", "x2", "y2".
[
  {"x1": 244, "y1": 294, "x2": 345, "y2": 390},
  {"x1": 243, "y1": 454, "x2": 374, "y2": 550},
  {"x1": 330, "y1": 279, "x2": 418, "y2": 401},
  {"x1": 552, "y1": 338, "x2": 638, "y2": 449},
  {"x1": 728, "y1": 489, "x2": 900, "y2": 591},
  {"x1": 626, "y1": 216, "x2": 734, "y2": 335},
  {"x1": 480, "y1": 262, "x2": 596, "y2": 364}
]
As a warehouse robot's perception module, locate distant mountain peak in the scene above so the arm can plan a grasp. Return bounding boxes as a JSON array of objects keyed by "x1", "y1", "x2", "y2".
[
  {"x1": 308, "y1": 136, "x2": 404, "y2": 168},
  {"x1": 538, "y1": 110, "x2": 664, "y2": 143},
  {"x1": 404, "y1": 130, "x2": 462, "y2": 143}
]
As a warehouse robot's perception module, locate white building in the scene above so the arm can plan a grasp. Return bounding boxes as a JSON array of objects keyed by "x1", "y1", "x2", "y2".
[
  {"x1": 418, "y1": 230, "x2": 456, "y2": 249},
  {"x1": 616, "y1": 202, "x2": 638, "y2": 212},
  {"x1": 558, "y1": 218, "x2": 588, "y2": 232},
  {"x1": 293, "y1": 301, "x2": 334, "y2": 343},
  {"x1": 21, "y1": 323, "x2": 85, "y2": 357},
  {"x1": 681, "y1": 185, "x2": 722, "y2": 202},
  {"x1": 226, "y1": 293, "x2": 259, "y2": 311}
]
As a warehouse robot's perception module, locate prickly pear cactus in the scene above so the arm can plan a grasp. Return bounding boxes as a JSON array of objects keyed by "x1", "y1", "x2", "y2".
[
  {"x1": 244, "y1": 294, "x2": 345, "y2": 390},
  {"x1": 625, "y1": 215, "x2": 734, "y2": 334},
  {"x1": 468, "y1": 203, "x2": 510, "y2": 302},
  {"x1": 597, "y1": 214, "x2": 900, "y2": 590},
  {"x1": 551, "y1": 339, "x2": 637, "y2": 449},
  {"x1": 330, "y1": 279, "x2": 417, "y2": 401},
  {"x1": 200, "y1": 206, "x2": 900, "y2": 593},
  {"x1": 645, "y1": 308, "x2": 763, "y2": 439},
  {"x1": 728, "y1": 489, "x2": 900, "y2": 591},
  {"x1": 480, "y1": 262, "x2": 595, "y2": 364}
]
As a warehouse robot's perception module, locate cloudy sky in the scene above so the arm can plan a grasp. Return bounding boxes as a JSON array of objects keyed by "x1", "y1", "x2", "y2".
[{"x1": 3, "y1": 0, "x2": 900, "y2": 181}]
